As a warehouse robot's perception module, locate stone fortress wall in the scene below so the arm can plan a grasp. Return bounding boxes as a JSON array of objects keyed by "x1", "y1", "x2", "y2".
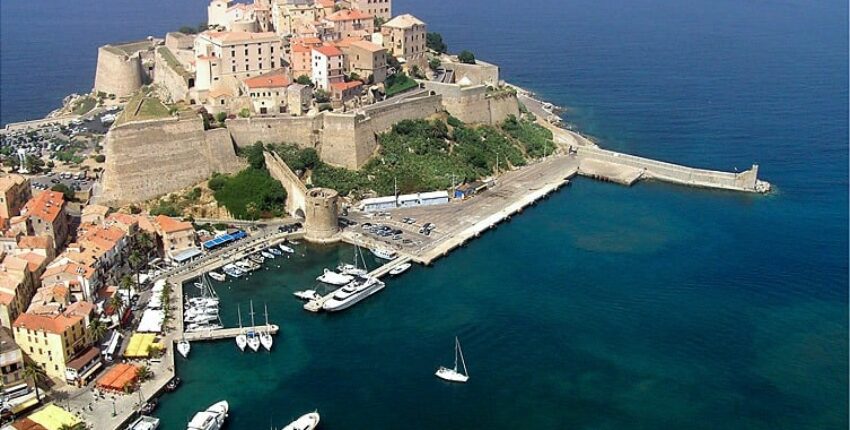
[
  {"x1": 100, "y1": 116, "x2": 244, "y2": 205},
  {"x1": 262, "y1": 151, "x2": 308, "y2": 217},
  {"x1": 421, "y1": 81, "x2": 519, "y2": 124},
  {"x1": 94, "y1": 46, "x2": 144, "y2": 97}
]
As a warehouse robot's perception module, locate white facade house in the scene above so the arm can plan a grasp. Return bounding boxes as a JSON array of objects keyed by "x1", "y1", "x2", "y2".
[{"x1": 311, "y1": 45, "x2": 344, "y2": 91}]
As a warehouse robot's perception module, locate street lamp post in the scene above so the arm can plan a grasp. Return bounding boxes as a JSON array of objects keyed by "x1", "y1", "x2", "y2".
[{"x1": 112, "y1": 399, "x2": 117, "y2": 417}]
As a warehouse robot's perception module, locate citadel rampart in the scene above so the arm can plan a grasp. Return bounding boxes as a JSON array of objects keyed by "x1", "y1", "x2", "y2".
[
  {"x1": 94, "y1": 46, "x2": 144, "y2": 97},
  {"x1": 263, "y1": 151, "x2": 308, "y2": 217},
  {"x1": 100, "y1": 116, "x2": 243, "y2": 205},
  {"x1": 421, "y1": 81, "x2": 519, "y2": 124}
]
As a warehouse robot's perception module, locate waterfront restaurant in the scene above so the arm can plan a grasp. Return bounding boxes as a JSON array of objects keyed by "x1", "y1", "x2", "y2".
[{"x1": 64, "y1": 346, "x2": 103, "y2": 387}]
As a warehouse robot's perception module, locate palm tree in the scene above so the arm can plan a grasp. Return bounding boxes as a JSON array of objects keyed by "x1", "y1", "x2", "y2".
[
  {"x1": 58, "y1": 423, "x2": 85, "y2": 430},
  {"x1": 87, "y1": 319, "x2": 107, "y2": 344},
  {"x1": 128, "y1": 250, "x2": 143, "y2": 290},
  {"x1": 135, "y1": 231, "x2": 154, "y2": 258},
  {"x1": 136, "y1": 365, "x2": 152, "y2": 382},
  {"x1": 108, "y1": 294, "x2": 124, "y2": 316},
  {"x1": 23, "y1": 362, "x2": 45, "y2": 402},
  {"x1": 119, "y1": 275, "x2": 134, "y2": 321}
]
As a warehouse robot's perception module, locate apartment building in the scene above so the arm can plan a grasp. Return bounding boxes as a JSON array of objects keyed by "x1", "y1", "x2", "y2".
[
  {"x1": 381, "y1": 14, "x2": 427, "y2": 70},
  {"x1": 351, "y1": 0, "x2": 391, "y2": 20},
  {"x1": 311, "y1": 45, "x2": 345, "y2": 90},
  {"x1": 194, "y1": 31, "x2": 284, "y2": 91},
  {"x1": 13, "y1": 301, "x2": 93, "y2": 380}
]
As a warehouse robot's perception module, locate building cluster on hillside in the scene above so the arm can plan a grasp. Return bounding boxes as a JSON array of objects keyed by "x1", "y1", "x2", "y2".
[
  {"x1": 0, "y1": 173, "x2": 203, "y2": 414},
  {"x1": 158, "y1": 0, "x2": 430, "y2": 114}
]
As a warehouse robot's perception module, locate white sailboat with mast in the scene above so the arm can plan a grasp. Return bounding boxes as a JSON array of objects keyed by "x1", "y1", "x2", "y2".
[
  {"x1": 435, "y1": 337, "x2": 469, "y2": 383},
  {"x1": 235, "y1": 305, "x2": 247, "y2": 351},
  {"x1": 247, "y1": 301, "x2": 260, "y2": 352},
  {"x1": 260, "y1": 303, "x2": 273, "y2": 351}
]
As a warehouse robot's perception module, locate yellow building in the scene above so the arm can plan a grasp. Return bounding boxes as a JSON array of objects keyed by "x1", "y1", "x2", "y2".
[
  {"x1": 0, "y1": 174, "x2": 32, "y2": 228},
  {"x1": 12, "y1": 301, "x2": 93, "y2": 380},
  {"x1": 0, "y1": 254, "x2": 37, "y2": 330}
]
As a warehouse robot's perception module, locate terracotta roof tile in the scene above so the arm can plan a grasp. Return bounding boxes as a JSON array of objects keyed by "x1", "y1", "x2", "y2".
[
  {"x1": 155, "y1": 215, "x2": 193, "y2": 234},
  {"x1": 244, "y1": 69, "x2": 290, "y2": 89},
  {"x1": 23, "y1": 191, "x2": 65, "y2": 223},
  {"x1": 313, "y1": 44, "x2": 343, "y2": 57},
  {"x1": 326, "y1": 9, "x2": 372, "y2": 22}
]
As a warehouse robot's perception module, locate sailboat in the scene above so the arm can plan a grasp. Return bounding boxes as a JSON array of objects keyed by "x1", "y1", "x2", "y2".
[
  {"x1": 435, "y1": 337, "x2": 469, "y2": 383},
  {"x1": 177, "y1": 338, "x2": 191, "y2": 358},
  {"x1": 247, "y1": 301, "x2": 261, "y2": 352},
  {"x1": 260, "y1": 303, "x2": 273, "y2": 351},
  {"x1": 337, "y1": 245, "x2": 368, "y2": 276},
  {"x1": 235, "y1": 305, "x2": 247, "y2": 351}
]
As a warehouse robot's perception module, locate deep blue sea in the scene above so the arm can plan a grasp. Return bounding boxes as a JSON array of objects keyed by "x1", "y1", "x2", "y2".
[{"x1": 1, "y1": 0, "x2": 847, "y2": 429}]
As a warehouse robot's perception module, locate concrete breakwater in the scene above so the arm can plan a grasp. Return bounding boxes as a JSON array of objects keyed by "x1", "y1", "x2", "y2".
[{"x1": 574, "y1": 145, "x2": 771, "y2": 193}]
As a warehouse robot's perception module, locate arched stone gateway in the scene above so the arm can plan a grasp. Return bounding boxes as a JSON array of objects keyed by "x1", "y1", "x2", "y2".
[{"x1": 304, "y1": 188, "x2": 340, "y2": 242}]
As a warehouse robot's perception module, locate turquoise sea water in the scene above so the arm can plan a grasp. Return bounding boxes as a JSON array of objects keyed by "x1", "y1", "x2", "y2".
[{"x1": 1, "y1": 0, "x2": 847, "y2": 428}]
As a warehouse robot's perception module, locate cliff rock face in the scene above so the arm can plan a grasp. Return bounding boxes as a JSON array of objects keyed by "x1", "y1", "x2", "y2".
[{"x1": 100, "y1": 116, "x2": 243, "y2": 205}]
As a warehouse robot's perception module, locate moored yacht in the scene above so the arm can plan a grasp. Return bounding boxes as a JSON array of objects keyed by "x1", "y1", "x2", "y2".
[
  {"x1": 208, "y1": 271, "x2": 226, "y2": 282},
  {"x1": 370, "y1": 247, "x2": 397, "y2": 260},
  {"x1": 293, "y1": 290, "x2": 320, "y2": 301},
  {"x1": 187, "y1": 400, "x2": 228, "y2": 430},
  {"x1": 281, "y1": 412, "x2": 320, "y2": 430},
  {"x1": 279, "y1": 244, "x2": 295, "y2": 254},
  {"x1": 322, "y1": 276, "x2": 385, "y2": 312},
  {"x1": 316, "y1": 268, "x2": 353, "y2": 286},
  {"x1": 269, "y1": 247, "x2": 282, "y2": 256},
  {"x1": 261, "y1": 250, "x2": 275, "y2": 259}
]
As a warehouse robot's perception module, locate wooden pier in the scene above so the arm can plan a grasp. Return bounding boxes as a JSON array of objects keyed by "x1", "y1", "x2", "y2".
[
  {"x1": 183, "y1": 324, "x2": 280, "y2": 342},
  {"x1": 303, "y1": 256, "x2": 413, "y2": 313}
]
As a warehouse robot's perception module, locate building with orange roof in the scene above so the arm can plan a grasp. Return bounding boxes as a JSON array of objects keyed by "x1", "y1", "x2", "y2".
[
  {"x1": 315, "y1": 0, "x2": 336, "y2": 18},
  {"x1": 154, "y1": 216, "x2": 199, "y2": 262},
  {"x1": 312, "y1": 44, "x2": 345, "y2": 90},
  {"x1": 80, "y1": 204, "x2": 110, "y2": 226},
  {"x1": 272, "y1": 0, "x2": 320, "y2": 36},
  {"x1": 105, "y1": 213, "x2": 140, "y2": 235},
  {"x1": 339, "y1": 39, "x2": 387, "y2": 84},
  {"x1": 0, "y1": 174, "x2": 32, "y2": 224},
  {"x1": 329, "y1": 80, "x2": 364, "y2": 106},
  {"x1": 0, "y1": 254, "x2": 37, "y2": 329},
  {"x1": 350, "y1": 0, "x2": 391, "y2": 20},
  {"x1": 21, "y1": 191, "x2": 68, "y2": 249},
  {"x1": 323, "y1": 8, "x2": 374, "y2": 41},
  {"x1": 12, "y1": 299, "x2": 92, "y2": 379},
  {"x1": 242, "y1": 69, "x2": 291, "y2": 114},
  {"x1": 290, "y1": 43, "x2": 316, "y2": 79},
  {"x1": 381, "y1": 13, "x2": 427, "y2": 70},
  {"x1": 17, "y1": 236, "x2": 55, "y2": 261},
  {"x1": 194, "y1": 31, "x2": 283, "y2": 93},
  {"x1": 41, "y1": 261, "x2": 98, "y2": 303}
]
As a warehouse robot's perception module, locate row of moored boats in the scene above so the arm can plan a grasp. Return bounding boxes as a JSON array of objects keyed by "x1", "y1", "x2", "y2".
[
  {"x1": 209, "y1": 242, "x2": 295, "y2": 281},
  {"x1": 185, "y1": 401, "x2": 319, "y2": 430}
]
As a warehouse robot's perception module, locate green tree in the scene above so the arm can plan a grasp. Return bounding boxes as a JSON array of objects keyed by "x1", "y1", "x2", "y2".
[
  {"x1": 458, "y1": 50, "x2": 476, "y2": 64},
  {"x1": 208, "y1": 174, "x2": 227, "y2": 191},
  {"x1": 314, "y1": 89, "x2": 330, "y2": 104},
  {"x1": 214, "y1": 112, "x2": 227, "y2": 124},
  {"x1": 429, "y1": 57, "x2": 441, "y2": 71},
  {"x1": 88, "y1": 318, "x2": 107, "y2": 343},
  {"x1": 411, "y1": 65, "x2": 425, "y2": 79},
  {"x1": 108, "y1": 294, "x2": 124, "y2": 316},
  {"x1": 295, "y1": 75, "x2": 313, "y2": 86},
  {"x1": 298, "y1": 148, "x2": 320, "y2": 170},
  {"x1": 120, "y1": 275, "x2": 134, "y2": 318},
  {"x1": 374, "y1": 16, "x2": 386, "y2": 27},
  {"x1": 51, "y1": 183, "x2": 74, "y2": 200},
  {"x1": 137, "y1": 365, "x2": 153, "y2": 382},
  {"x1": 128, "y1": 250, "x2": 143, "y2": 290},
  {"x1": 244, "y1": 142, "x2": 266, "y2": 170},
  {"x1": 58, "y1": 423, "x2": 86, "y2": 430},
  {"x1": 426, "y1": 32, "x2": 447, "y2": 53},
  {"x1": 94, "y1": 154, "x2": 106, "y2": 163},
  {"x1": 238, "y1": 108, "x2": 251, "y2": 118}
]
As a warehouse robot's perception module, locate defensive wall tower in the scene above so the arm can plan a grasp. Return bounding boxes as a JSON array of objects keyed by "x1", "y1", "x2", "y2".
[
  {"x1": 94, "y1": 45, "x2": 144, "y2": 97},
  {"x1": 304, "y1": 188, "x2": 340, "y2": 242}
]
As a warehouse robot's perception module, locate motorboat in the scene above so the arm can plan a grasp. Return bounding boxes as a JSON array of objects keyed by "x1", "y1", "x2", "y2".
[
  {"x1": 222, "y1": 264, "x2": 243, "y2": 278},
  {"x1": 185, "y1": 314, "x2": 219, "y2": 325},
  {"x1": 370, "y1": 247, "x2": 397, "y2": 260},
  {"x1": 260, "y1": 303, "x2": 273, "y2": 351},
  {"x1": 236, "y1": 260, "x2": 258, "y2": 272},
  {"x1": 322, "y1": 276, "x2": 385, "y2": 312},
  {"x1": 293, "y1": 290, "x2": 320, "y2": 301},
  {"x1": 389, "y1": 262, "x2": 412, "y2": 276},
  {"x1": 261, "y1": 250, "x2": 275, "y2": 259},
  {"x1": 236, "y1": 306, "x2": 247, "y2": 351},
  {"x1": 435, "y1": 337, "x2": 469, "y2": 383},
  {"x1": 249, "y1": 254, "x2": 265, "y2": 264},
  {"x1": 186, "y1": 323, "x2": 223, "y2": 332},
  {"x1": 337, "y1": 263, "x2": 367, "y2": 276},
  {"x1": 279, "y1": 244, "x2": 295, "y2": 254},
  {"x1": 165, "y1": 377, "x2": 181, "y2": 392},
  {"x1": 187, "y1": 400, "x2": 228, "y2": 430},
  {"x1": 316, "y1": 268, "x2": 353, "y2": 286},
  {"x1": 177, "y1": 340, "x2": 191, "y2": 358},
  {"x1": 281, "y1": 412, "x2": 320, "y2": 430},
  {"x1": 127, "y1": 415, "x2": 160, "y2": 430},
  {"x1": 208, "y1": 271, "x2": 226, "y2": 282},
  {"x1": 268, "y1": 247, "x2": 282, "y2": 256}
]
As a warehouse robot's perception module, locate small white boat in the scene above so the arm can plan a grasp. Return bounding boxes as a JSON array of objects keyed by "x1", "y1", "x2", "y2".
[
  {"x1": 249, "y1": 254, "x2": 265, "y2": 264},
  {"x1": 261, "y1": 251, "x2": 275, "y2": 259},
  {"x1": 389, "y1": 262, "x2": 412, "y2": 276},
  {"x1": 193, "y1": 282, "x2": 204, "y2": 289},
  {"x1": 371, "y1": 247, "x2": 397, "y2": 260},
  {"x1": 260, "y1": 303, "x2": 273, "y2": 351},
  {"x1": 435, "y1": 337, "x2": 469, "y2": 383},
  {"x1": 222, "y1": 264, "x2": 243, "y2": 278},
  {"x1": 127, "y1": 415, "x2": 160, "y2": 430},
  {"x1": 208, "y1": 271, "x2": 226, "y2": 282},
  {"x1": 337, "y1": 263, "x2": 367, "y2": 276},
  {"x1": 187, "y1": 400, "x2": 228, "y2": 430},
  {"x1": 281, "y1": 412, "x2": 320, "y2": 430},
  {"x1": 316, "y1": 268, "x2": 353, "y2": 286},
  {"x1": 279, "y1": 244, "x2": 295, "y2": 254},
  {"x1": 269, "y1": 247, "x2": 282, "y2": 256},
  {"x1": 293, "y1": 290, "x2": 320, "y2": 301},
  {"x1": 236, "y1": 306, "x2": 247, "y2": 351},
  {"x1": 177, "y1": 340, "x2": 191, "y2": 358}
]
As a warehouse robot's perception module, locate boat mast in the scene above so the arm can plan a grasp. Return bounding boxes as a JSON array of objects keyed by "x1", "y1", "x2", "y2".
[
  {"x1": 457, "y1": 337, "x2": 468, "y2": 377},
  {"x1": 237, "y1": 305, "x2": 243, "y2": 330},
  {"x1": 453, "y1": 337, "x2": 459, "y2": 372},
  {"x1": 250, "y1": 300, "x2": 256, "y2": 330},
  {"x1": 264, "y1": 303, "x2": 270, "y2": 330}
]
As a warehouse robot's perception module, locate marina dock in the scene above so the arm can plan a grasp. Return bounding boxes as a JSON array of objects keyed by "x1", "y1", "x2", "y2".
[
  {"x1": 183, "y1": 324, "x2": 280, "y2": 342},
  {"x1": 303, "y1": 256, "x2": 413, "y2": 312}
]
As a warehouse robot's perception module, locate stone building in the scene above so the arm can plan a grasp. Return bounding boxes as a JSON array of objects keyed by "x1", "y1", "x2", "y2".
[
  {"x1": 323, "y1": 9, "x2": 374, "y2": 41},
  {"x1": 154, "y1": 216, "x2": 199, "y2": 262},
  {"x1": 311, "y1": 45, "x2": 345, "y2": 90},
  {"x1": 350, "y1": 0, "x2": 392, "y2": 20},
  {"x1": 21, "y1": 191, "x2": 68, "y2": 249},
  {"x1": 339, "y1": 40, "x2": 387, "y2": 84},
  {"x1": 0, "y1": 254, "x2": 37, "y2": 330},
  {"x1": 381, "y1": 14, "x2": 427, "y2": 70},
  {"x1": 272, "y1": 0, "x2": 319, "y2": 36},
  {"x1": 0, "y1": 175, "x2": 31, "y2": 228},
  {"x1": 330, "y1": 80, "x2": 363, "y2": 107},
  {"x1": 0, "y1": 327, "x2": 27, "y2": 390},
  {"x1": 194, "y1": 31, "x2": 284, "y2": 92},
  {"x1": 242, "y1": 69, "x2": 291, "y2": 114}
]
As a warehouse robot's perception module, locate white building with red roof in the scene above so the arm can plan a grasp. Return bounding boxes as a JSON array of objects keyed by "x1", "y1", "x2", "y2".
[
  {"x1": 311, "y1": 44, "x2": 345, "y2": 90},
  {"x1": 241, "y1": 69, "x2": 291, "y2": 114}
]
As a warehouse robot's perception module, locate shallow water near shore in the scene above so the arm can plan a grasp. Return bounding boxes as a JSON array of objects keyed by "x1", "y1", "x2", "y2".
[{"x1": 2, "y1": 0, "x2": 847, "y2": 428}]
